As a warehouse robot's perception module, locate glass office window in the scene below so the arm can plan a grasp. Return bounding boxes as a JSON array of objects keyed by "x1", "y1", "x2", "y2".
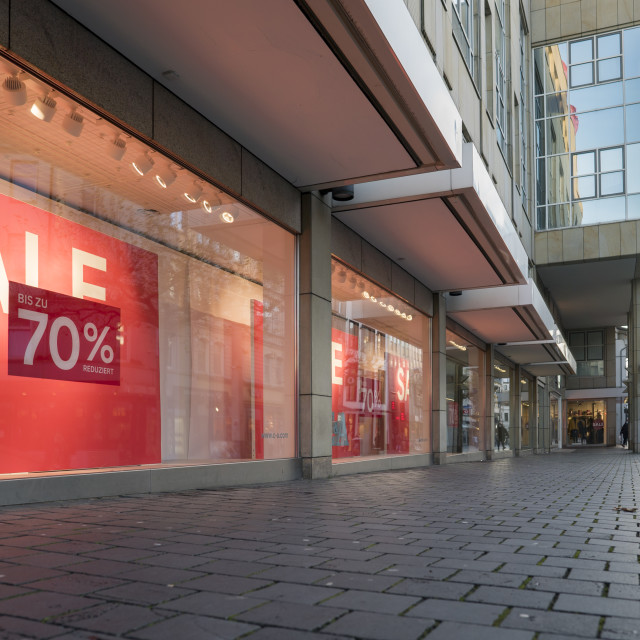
[{"x1": 535, "y1": 28, "x2": 640, "y2": 229}]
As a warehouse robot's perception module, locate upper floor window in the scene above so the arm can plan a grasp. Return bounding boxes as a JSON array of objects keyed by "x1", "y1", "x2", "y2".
[
  {"x1": 495, "y1": 0, "x2": 509, "y2": 159},
  {"x1": 453, "y1": 0, "x2": 478, "y2": 83},
  {"x1": 534, "y1": 26, "x2": 640, "y2": 230},
  {"x1": 568, "y1": 330, "x2": 605, "y2": 377},
  {"x1": 520, "y1": 16, "x2": 529, "y2": 214}
]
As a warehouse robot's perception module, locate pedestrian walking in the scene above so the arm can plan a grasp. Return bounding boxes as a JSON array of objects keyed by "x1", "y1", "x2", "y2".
[{"x1": 620, "y1": 420, "x2": 629, "y2": 447}]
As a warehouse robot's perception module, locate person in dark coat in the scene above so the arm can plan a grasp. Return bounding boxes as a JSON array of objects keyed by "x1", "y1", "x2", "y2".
[{"x1": 621, "y1": 421, "x2": 629, "y2": 447}]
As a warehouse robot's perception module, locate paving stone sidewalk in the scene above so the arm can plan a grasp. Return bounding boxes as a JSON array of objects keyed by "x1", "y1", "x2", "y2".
[{"x1": 0, "y1": 447, "x2": 638, "y2": 639}]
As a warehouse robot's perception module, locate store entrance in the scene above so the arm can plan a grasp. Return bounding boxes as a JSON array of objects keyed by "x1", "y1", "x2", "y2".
[{"x1": 567, "y1": 400, "x2": 606, "y2": 446}]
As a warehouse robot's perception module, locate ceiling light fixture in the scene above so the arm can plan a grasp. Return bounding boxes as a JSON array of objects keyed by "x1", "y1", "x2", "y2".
[
  {"x1": 31, "y1": 94, "x2": 57, "y2": 122},
  {"x1": 2, "y1": 73, "x2": 27, "y2": 106},
  {"x1": 331, "y1": 185, "x2": 354, "y2": 201},
  {"x1": 220, "y1": 210, "x2": 234, "y2": 224},
  {"x1": 155, "y1": 166, "x2": 177, "y2": 189},
  {"x1": 202, "y1": 200, "x2": 212, "y2": 213},
  {"x1": 132, "y1": 153, "x2": 154, "y2": 176},
  {"x1": 62, "y1": 109, "x2": 84, "y2": 137},
  {"x1": 108, "y1": 135, "x2": 127, "y2": 161},
  {"x1": 184, "y1": 182, "x2": 203, "y2": 203}
]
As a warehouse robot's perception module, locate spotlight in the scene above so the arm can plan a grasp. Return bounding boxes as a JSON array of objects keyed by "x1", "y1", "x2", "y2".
[
  {"x1": 202, "y1": 200, "x2": 212, "y2": 213},
  {"x1": 184, "y1": 182, "x2": 203, "y2": 203},
  {"x1": 62, "y1": 110, "x2": 84, "y2": 137},
  {"x1": 331, "y1": 185, "x2": 354, "y2": 201},
  {"x1": 2, "y1": 74, "x2": 26, "y2": 106},
  {"x1": 31, "y1": 94, "x2": 57, "y2": 122},
  {"x1": 155, "y1": 166, "x2": 177, "y2": 189},
  {"x1": 108, "y1": 136, "x2": 127, "y2": 161},
  {"x1": 132, "y1": 153, "x2": 154, "y2": 176},
  {"x1": 220, "y1": 210, "x2": 234, "y2": 224}
]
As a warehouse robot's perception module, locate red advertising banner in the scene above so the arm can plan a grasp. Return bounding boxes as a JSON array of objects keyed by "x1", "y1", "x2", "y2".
[
  {"x1": 0, "y1": 194, "x2": 160, "y2": 473},
  {"x1": 8, "y1": 282, "x2": 121, "y2": 385},
  {"x1": 252, "y1": 299, "x2": 264, "y2": 459}
]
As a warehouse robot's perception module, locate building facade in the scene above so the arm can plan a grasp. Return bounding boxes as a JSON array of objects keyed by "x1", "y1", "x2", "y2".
[{"x1": 0, "y1": 0, "x2": 633, "y2": 506}]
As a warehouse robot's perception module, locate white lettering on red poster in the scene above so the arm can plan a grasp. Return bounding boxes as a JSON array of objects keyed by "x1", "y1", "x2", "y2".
[
  {"x1": 8, "y1": 282, "x2": 120, "y2": 385},
  {"x1": 0, "y1": 194, "x2": 160, "y2": 473}
]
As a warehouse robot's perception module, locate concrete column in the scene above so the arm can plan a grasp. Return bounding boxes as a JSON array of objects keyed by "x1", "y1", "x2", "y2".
[
  {"x1": 485, "y1": 345, "x2": 496, "y2": 460},
  {"x1": 536, "y1": 381, "x2": 550, "y2": 454},
  {"x1": 630, "y1": 279, "x2": 640, "y2": 452},
  {"x1": 432, "y1": 293, "x2": 448, "y2": 464},
  {"x1": 513, "y1": 365, "x2": 523, "y2": 455},
  {"x1": 299, "y1": 193, "x2": 332, "y2": 478}
]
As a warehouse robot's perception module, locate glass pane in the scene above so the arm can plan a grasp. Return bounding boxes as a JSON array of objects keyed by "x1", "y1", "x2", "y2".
[
  {"x1": 570, "y1": 39, "x2": 593, "y2": 64},
  {"x1": 536, "y1": 157, "x2": 546, "y2": 205},
  {"x1": 570, "y1": 82, "x2": 623, "y2": 112},
  {"x1": 598, "y1": 33, "x2": 621, "y2": 58},
  {"x1": 546, "y1": 92, "x2": 568, "y2": 117},
  {"x1": 548, "y1": 204, "x2": 573, "y2": 228},
  {"x1": 570, "y1": 62, "x2": 594, "y2": 87},
  {"x1": 535, "y1": 95, "x2": 545, "y2": 119},
  {"x1": 628, "y1": 144, "x2": 640, "y2": 192},
  {"x1": 573, "y1": 151, "x2": 595, "y2": 175},
  {"x1": 587, "y1": 345, "x2": 603, "y2": 360},
  {"x1": 534, "y1": 48, "x2": 545, "y2": 94},
  {"x1": 573, "y1": 175, "x2": 596, "y2": 199},
  {"x1": 587, "y1": 331, "x2": 603, "y2": 346},
  {"x1": 535, "y1": 120, "x2": 545, "y2": 156},
  {"x1": 598, "y1": 57, "x2": 622, "y2": 82},
  {"x1": 600, "y1": 171, "x2": 624, "y2": 195},
  {"x1": 546, "y1": 116, "x2": 572, "y2": 156},
  {"x1": 600, "y1": 147, "x2": 623, "y2": 171},
  {"x1": 574, "y1": 107, "x2": 624, "y2": 151},
  {"x1": 580, "y1": 196, "x2": 626, "y2": 224},
  {"x1": 624, "y1": 27, "x2": 640, "y2": 78},
  {"x1": 569, "y1": 332, "x2": 585, "y2": 347},
  {"x1": 628, "y1": 193, "x2": 640, "y2": 218},
  {"x1": 536, "y1": 205, "x2": 547, "y2": 230},
  {"x1": 626, "y1": 78, "x2": 640, "y2": 103},
  {"x1": 547, "y1": 154, "x2": 572, "y2": 204},
  {"x1": 626, "y1": 103, "x2": 640, "y2": 142}
]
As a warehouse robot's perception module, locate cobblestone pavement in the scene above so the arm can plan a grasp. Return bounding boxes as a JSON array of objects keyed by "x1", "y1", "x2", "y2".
[{"x1": 0, "y1": 448, "x2": 638, "y2": 639}]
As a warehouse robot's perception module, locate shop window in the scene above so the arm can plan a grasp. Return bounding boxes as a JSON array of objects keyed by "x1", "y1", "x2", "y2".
[
  {"x1": 331, "y1": 261, "x2": 431, "y2": 460},
  {"x1": 446, "y1": 328, "x2": 485, "y2": 454},
  {"x1": 567, "y1": 400, "x2": 606, "y2": 445},
  {"x1": 0, "y1": 58, "x2": 296, "y2": 474},
  {"x1": 493, "y1": 361, "x2": 512, "y2": 452}
]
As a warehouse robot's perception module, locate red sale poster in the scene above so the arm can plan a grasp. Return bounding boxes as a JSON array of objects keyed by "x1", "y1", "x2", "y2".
[
  {"x1": 331, "y1": 327, "x2": 359, "y2": 458},
  {"x1": 0, "y1": 194, "x2": 160, "y2": 473}
]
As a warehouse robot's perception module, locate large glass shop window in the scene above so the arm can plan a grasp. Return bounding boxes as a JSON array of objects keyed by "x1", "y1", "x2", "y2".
[
  {"x1": 520, "y1": 376, "x2": 532, "y2": 449},
  {"x1": 445, "y1": 329, "x2": 486, "y2": 453},
  {"x1": 331, "y1": 261, "x2": 431, "y2": 460},
  {"x1": 0, "y1": 60, "x2": 296, "y2": 474},
  {"x1": 492, "y1": 361, "x2": 512, "y2": 451},
  {"x1": 567, "y1": 399, "x2": 606, "y2": 445}
]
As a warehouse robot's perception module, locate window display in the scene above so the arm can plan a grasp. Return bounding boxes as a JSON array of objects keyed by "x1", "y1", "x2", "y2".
[
  {"x1": 567, "y1": 400, "x2": 606, "y2": 445},
  {"x1": 0, "y1": 57, "x2": 296, "y2": 474},
  {"x1": 331, "y1": 261, "x2": 430, "y2": 460},
  {"x1": 493, "y1": 361, "x2": 512, "y2": 451},
  {"x1": 446, "y1": 328, "x2": 485, "y2": 453}
]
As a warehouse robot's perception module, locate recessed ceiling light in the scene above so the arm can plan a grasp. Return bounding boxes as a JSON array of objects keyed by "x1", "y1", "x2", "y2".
[
  {"x1": 155, "y1": 167, "x2": 177, "y2": 188},
  {"x1": 220, "y1": 210, "x2": 234, "y2": 223}
]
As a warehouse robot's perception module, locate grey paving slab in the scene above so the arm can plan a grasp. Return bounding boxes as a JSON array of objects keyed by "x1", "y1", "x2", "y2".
[
  {"x1": 424, "y1": 621, "x2": 535, "y2": 640},
  {"x1": 321, "y1": 610, "x2": 433, "y2": 640},
  {"x1": 405, "y1": 598, "x2": 506, "y2": 624},
  {"x1": 501, "y1": 607, "x2": 601, "y2": 636},
  {"x1": 235, "y1": 600, "x2": 347, "y2": 630},
  {"x1": 130, "y1": 613, "x2": 259, "y2": 639}
]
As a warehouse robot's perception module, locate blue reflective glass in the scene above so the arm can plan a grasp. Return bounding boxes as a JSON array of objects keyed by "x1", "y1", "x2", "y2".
[
  {"x1": 571, "y1": 82, "x2": 623, "y2": 112},
  {"x1": 624, "y1": 27, "x2": 640, "y2": 78},
  {"x1": 626, "y1": 103, "x2": 640, "y2": 142},
  {"x1": 627, "y1": 143, "x2": 640, "y2": 193},
  {"x1": 598, "y1": 57, "x2": 622, "y2": 82},
  {"x1": 580, "y1": 196, "x2": 625, "y2": 224},
  {"x1": 573, "y1": 107, "x2": 624, "y2": 151},
  {"x1": 570, "y1": 63, "x2": 594, "y2": 87},
  {"x1": 598, "y1": 33, "x2": 621, "y2": 58},
  {"x1": 627, "y1": 194, "x2": 640, "y2": 218},
  {"x1": 626, "y1": 78, "x2": 640, "y2": 103},
  {"x1": 570, "y1": 39, "x2": 593, "y2": 64}
]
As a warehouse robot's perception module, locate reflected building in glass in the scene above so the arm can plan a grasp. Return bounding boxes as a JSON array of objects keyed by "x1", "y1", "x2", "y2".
[{"x1": 535, "y1": 28, "x2": 640, "y2": 230}]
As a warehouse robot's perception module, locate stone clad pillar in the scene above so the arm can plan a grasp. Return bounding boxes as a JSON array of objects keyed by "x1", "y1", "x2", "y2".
[
  {"x1": 299, "y1": 193, "x2": 333, "y2": 478},
  {"x1": 432, "y1": 293, "x2": 448, "y2": 463},
  {"x1": 630, "y1": 279, "x2": 640, "y2": 453}
]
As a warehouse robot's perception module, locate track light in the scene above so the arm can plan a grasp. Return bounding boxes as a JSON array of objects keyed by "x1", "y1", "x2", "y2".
[
  {"x1": 2, "y1": 74, "x2": 26, "y2": 106},
  {"x1": 219, "y1": 210, "x2": 234, "y2": 224},
  {"x1": 62, "y1": 109, "x2": 84, "y2": 137},
  {"x1": 184, "y1": 182, "x2": 203, "y2": 203},
  {"x1": 155, "y1": 166, "x2": 177, "y2": 188},
  {"x1": 31, "y1": 94, "x2": 57, "y2": 122},
  {"x1": 108, "y1": 136, "x2": 127, "y2": 161},
  {"x1": 202, "y1": 200, "x2": 212, "y2": 213},
  {"x1": 131, "y1": 153, "x2": 154, "y2": 176}
]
